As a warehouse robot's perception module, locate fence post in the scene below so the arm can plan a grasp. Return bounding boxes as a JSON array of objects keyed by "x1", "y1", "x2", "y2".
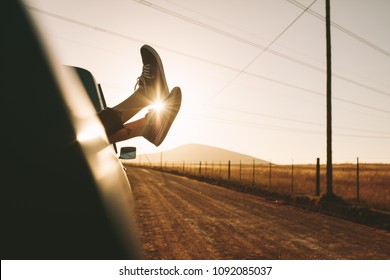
[
  {"x1": 228, "y1": 160, "x2": 231, "y2": 180},
  {"x1": 252, "y1": 159, "x2": 255, "y2": 186},
  {"x1": 316, "y1": 158, "x2": 320, "y2": 196},
  {"x1": 291, "y1": 159, "x2": 294, "y2": 194},
  {"x1": 199, "y1": 161, "x2": 202, "y2": 175},
  {"x1": 357, "y1": 157, "x2": 360, "y2": 201},
  {"x1": 269, "y1": 161, "x2": 272, "y2": 188},
  {"x1": 239, "y1": 160, "x2": 242, "y2": 182}
]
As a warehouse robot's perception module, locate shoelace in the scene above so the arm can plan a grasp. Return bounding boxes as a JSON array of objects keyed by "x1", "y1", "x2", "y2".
[{"x1": 134, "y1": 64, "x2": 155, "y2": 91}]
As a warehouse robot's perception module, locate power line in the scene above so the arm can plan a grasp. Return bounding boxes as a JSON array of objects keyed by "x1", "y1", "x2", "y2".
[
  {"x1": 207, "y1": 104, "x2": 324, "y2": 127},
  {"x1": 189, "y1": 113, "x2": 390, "y2": 139},
  {"x1": 242, "y1": 71, "x2": 390, "y2": 114},
  {"x1": 189, "y1": 114, "x2": 325, "y2": 135},
  {"x1": 25, "y1": 4, "x2": 390, "y2": 115},
  {"x1": 133, "y1": 0, "x2": 390, "y2": 98},
  {"x1": 25, "y1": 4, "x2": 145, "y2": 45},
  {"x1": 287, "y1": 0, "x2": 390, "y2": 98},
  {"x1": 165, "y1": 0, "x2": 390, "y2": 92},
  {"x1": 132, "y1": 0, "x2": 325, "y2": 70},
  {"x1": 212, "y1": 0, "x2": 318, "y2": 99},
  {"x1": 205, "y1": 104, "x2": 390, "y2": 136},
  {"x1": 287, "y1": 0, "x2": 390, "y2": 58},
  {"x1": 163, "y1": 0, "x2": 269, "y2": 43},
  {"x1": 104, "y1": 79, "x2": 390, "y2": 137},
  {"x1": 335, "y1": 133, "x2": 390, "y2": 139},
  {"x1": 333, "y1": 125, "x2": 390, "y2": 136}
]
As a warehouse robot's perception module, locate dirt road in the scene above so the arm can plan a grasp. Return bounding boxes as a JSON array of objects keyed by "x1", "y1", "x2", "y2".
[{"x1": 126, "y1": 166, "x2": 390, "y2": 259}]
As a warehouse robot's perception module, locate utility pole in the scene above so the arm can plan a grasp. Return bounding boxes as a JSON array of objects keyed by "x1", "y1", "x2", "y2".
[{"x1": 326, "y1": 0, "x2": 334, "y2": 196}]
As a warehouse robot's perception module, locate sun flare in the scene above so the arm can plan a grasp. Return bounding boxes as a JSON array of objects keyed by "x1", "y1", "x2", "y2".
[{"x1": 151, "y1": 100, "x2": 165, "y2": 112}]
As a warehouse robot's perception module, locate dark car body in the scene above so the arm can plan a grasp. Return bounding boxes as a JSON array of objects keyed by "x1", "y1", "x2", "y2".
[{"x1": 1, "y1": 0, "x2": 140, "y2": 259}]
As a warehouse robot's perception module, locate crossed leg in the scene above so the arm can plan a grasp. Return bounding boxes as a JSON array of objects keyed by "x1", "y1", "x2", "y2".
[
  {"x1": 106, "y1": 86, "x2": 182, "y2": 146},
  {"x1": 97, "y1": 45, "x2": 181, "y2": 146}
]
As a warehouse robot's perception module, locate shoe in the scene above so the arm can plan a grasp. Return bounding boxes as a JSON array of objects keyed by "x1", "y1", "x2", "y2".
[
  {"x1": 143, "y1": 87, "x2": 182, "y2": 147},
  {"x1": 134, "y1": 45, "x2": 169, "y2": 104}
]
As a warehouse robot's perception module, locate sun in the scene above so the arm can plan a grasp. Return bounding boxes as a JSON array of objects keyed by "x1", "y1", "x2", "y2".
[{"x1": 151, "y1": 99, "x2": 165, "y2": 112}]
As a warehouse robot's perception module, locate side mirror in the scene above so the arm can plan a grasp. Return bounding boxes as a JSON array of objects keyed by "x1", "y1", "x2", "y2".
[{"x1": 119, "y1": 147, "x2": 136, "y2": 159}]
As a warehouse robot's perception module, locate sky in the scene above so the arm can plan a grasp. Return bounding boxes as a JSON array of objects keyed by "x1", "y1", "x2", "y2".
[{"x1": 23, "y1": 0, "x2": 390, "y2": 164}]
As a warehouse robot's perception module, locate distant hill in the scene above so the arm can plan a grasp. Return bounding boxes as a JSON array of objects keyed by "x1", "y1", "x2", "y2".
[{"x1": 137, "y1": 144, "x2": 267, "y2": 164}]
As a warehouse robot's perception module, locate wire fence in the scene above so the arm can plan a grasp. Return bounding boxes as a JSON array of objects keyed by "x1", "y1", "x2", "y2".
[{"x1": 129, "y1": 159, "x2": 390, "y2": 212}]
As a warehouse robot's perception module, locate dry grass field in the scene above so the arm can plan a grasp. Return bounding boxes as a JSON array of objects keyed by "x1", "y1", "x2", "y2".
[{"x1": 137, "y1": 161, "x2": 390, "y2": 212}]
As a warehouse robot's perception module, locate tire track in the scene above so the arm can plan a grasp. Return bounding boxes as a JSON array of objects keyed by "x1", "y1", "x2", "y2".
[{"x1": 127, "y1": 167, "x2": 390, "y2": 259}]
